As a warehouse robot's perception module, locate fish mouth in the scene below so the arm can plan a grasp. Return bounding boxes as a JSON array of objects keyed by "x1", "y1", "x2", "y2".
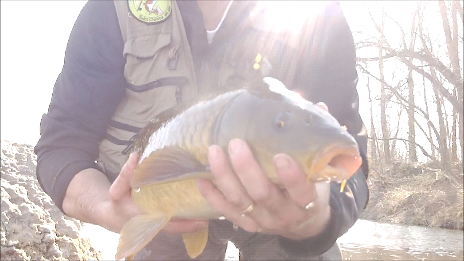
[{"x1": 309, "y1": 144, "x2": 362, "y2": 182}]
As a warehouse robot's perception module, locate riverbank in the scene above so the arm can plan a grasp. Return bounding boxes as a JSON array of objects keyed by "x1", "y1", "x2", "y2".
[
  {"x1": 2, "y1": 139, "x2": 462, "y2": 260},
  {"x1": 1, "y1": 140, "x2": 101, "y2": 260},
  {"x1": 360, "y1": 161, "x2": 463, "y2": 230}
]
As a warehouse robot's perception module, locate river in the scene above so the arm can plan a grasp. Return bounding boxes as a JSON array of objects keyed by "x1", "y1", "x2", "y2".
[
  {"x1": 337, "y1": 219, "x2": 463, "y2": 260},
  {"x1": 81, "y1": 219, "x2": 463, "y2": 260}
]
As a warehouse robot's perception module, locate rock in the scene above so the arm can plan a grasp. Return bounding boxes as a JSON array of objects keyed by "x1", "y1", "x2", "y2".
[{"x1": 1, "y1": 140, "x2": 102, "y2": 261}]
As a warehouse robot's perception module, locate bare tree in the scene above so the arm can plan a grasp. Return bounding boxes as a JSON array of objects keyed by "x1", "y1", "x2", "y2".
[
  {"x1": 443, "y1": 0, "x2": 463, "y2": 161},
  {"x1": 366, "y1": 76, "x2": 383, "y2": 173},
  {"x1": 375, "y1": 9, "x2": 392, "y2": 164},
  {"x1": 432, "y1": 67, "x2": 451, "y2": 170},
  {"x1": 356, "y1": 1, "x2": 462, "y2": 169},
  {"x1": 421, "y1": 61, "x2": 437, "y2": 159},
  {"x1": 358, "y1": 65, "x2": 440, "y2": 161},
  {"x1": 406, "y1": 6, "x2": 419, "y2": 162}
]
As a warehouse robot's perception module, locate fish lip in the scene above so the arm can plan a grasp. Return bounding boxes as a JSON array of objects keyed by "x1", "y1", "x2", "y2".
[{"x1": 309, "y1": 144, "x2": 360, "y2": 182}]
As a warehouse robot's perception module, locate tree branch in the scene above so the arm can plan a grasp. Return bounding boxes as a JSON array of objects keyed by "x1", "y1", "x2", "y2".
[
  {"x1": 358, "y1": 65, "x2": 443, "y2": 142},
  {"x1": 455, "y1": 0, "x2": 463, "y2": 23},
  {"x1": 369, "y1": 137, "x2": 433, "y2": 159},
  {"x1": 388, "y1": 48, "x2": 462, "y2": 87},
  {"x1": 365, "y1": 3, "x2": 462, "y2": 113},
  {"x1": 382, "y1": 48, "x2": 463, "y2": 112},
  {"x1": 357, "y1": 54, "x2": 396, "y2": 62}
]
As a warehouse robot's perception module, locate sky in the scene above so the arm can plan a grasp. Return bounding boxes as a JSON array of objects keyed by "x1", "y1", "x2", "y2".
[{"x1": 1, "y1": 1, "x2": 88, "y2": 145}]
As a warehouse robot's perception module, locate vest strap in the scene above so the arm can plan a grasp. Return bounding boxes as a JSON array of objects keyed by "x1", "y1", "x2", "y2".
[{"x1": 108, "y1": 119, "x2": 142, "y2": 133}]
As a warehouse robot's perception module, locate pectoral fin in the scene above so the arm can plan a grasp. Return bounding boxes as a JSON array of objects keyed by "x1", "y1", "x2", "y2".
[
  {"x1": 115, "y1": 213, "x2": 171, "y2": 260},
  {"x1": 132, "y1": 146, "x2": 211, "y2": 188},
  {"x1": 182, "y1": 226, "x2": 209, "y2": 258}
]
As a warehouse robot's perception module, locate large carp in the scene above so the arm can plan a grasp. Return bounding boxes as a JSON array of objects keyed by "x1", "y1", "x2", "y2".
[{"x1": 115, "y1": 78, "x2": 362, "y2": 260}]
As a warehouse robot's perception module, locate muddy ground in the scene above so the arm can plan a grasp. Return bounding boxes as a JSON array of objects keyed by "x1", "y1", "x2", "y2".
[{"x1": 1, "y1": 140, "x2": 101, "y2": 260}]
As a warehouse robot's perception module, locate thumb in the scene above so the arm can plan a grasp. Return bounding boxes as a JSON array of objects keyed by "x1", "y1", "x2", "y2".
[{"x1": 109, "y1": 152, "x2": 139, "y2": 201}]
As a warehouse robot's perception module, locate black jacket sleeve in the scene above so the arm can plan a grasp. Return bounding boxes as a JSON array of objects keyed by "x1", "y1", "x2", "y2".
[
  {"x1": 277, "y1": 1, "x2": 369, "y2": 256},
  {"x1": 34, "y1": 0, "x2": 127, "y2": 212}
]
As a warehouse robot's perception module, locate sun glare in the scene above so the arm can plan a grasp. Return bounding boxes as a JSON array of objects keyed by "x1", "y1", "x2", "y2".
[{"x1": 251, "y1": 1, "x2": 326, "y2": 35}]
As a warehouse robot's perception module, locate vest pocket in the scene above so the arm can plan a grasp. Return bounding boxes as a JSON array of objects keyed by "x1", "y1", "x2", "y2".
[{"x1": 123, "y1": 34, "x2": 174, "y2": 86}]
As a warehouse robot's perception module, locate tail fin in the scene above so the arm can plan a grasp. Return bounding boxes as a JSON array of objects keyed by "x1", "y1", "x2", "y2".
[{"x1": 115, "y1": 213, "x2": 171, "y2": 260}]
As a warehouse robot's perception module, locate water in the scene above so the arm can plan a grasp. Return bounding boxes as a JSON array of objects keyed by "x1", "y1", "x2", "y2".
[
  {"x1": 338, "y1": 220, "x2": 463, "y2": 260},
  {"x1": 81, "y1": 219, "x2": 463, "y2": 260}
]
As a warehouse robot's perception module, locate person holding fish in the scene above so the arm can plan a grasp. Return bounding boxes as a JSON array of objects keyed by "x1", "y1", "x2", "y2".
[{"x1": 35, "y1": 1, "x2": 370, "y2": 260}]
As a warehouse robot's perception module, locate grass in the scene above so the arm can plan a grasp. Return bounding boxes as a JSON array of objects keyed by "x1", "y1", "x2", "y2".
[{"x1": 360, "y1": 161, "x2": 463, "y2": 230}]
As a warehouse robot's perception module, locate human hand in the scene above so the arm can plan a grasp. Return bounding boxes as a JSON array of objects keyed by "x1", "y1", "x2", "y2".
[
  {"x1": 106, "y1": 152, "x2": 209, "y2": 234},
  {"x1": 197, "y1": 140, "x2": 331, "y2": 240},
  {"x1": 196, "y1": 102, "x2": 352, "y2": 240}
]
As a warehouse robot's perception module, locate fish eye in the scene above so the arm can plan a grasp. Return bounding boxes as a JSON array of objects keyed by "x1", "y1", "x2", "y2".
[{"x1": 275, "y1": 111, "x2": 291, "y2": 128}]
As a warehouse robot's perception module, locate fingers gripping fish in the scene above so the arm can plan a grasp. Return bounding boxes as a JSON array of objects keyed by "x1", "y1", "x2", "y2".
[{"x1": 115, "y1": 78, "x2": 362, "y2": 260}]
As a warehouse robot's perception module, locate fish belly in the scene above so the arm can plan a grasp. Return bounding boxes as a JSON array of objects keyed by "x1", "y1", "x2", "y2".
[{"x1": 132, "y1": 178, "x2": 219, "y2": 219}]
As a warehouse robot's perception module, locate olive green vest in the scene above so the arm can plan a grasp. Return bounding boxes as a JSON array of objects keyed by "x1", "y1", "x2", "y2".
[{"x1": 97, "y1": 0, "x2": 321, "y2": 181}]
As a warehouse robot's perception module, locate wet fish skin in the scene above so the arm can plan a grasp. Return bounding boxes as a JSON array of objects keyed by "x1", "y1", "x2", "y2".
[{"x1": 115, "y1": 78, "x2": 361, "y2": 260}]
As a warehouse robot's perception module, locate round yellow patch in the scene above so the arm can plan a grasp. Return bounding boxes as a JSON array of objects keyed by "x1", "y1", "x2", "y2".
[{"x1": 128, "y1": 0, "x2": 172, "y2": 24}]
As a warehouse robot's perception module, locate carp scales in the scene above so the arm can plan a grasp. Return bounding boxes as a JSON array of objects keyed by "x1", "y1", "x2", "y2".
[{"x1": 115, "y1": 77, "x2": 362, "y2": 260}]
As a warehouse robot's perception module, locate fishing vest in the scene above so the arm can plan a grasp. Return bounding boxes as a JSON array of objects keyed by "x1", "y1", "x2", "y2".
[{"x1": 97, "y1": 0, "x2": 328, "y2": 181}]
